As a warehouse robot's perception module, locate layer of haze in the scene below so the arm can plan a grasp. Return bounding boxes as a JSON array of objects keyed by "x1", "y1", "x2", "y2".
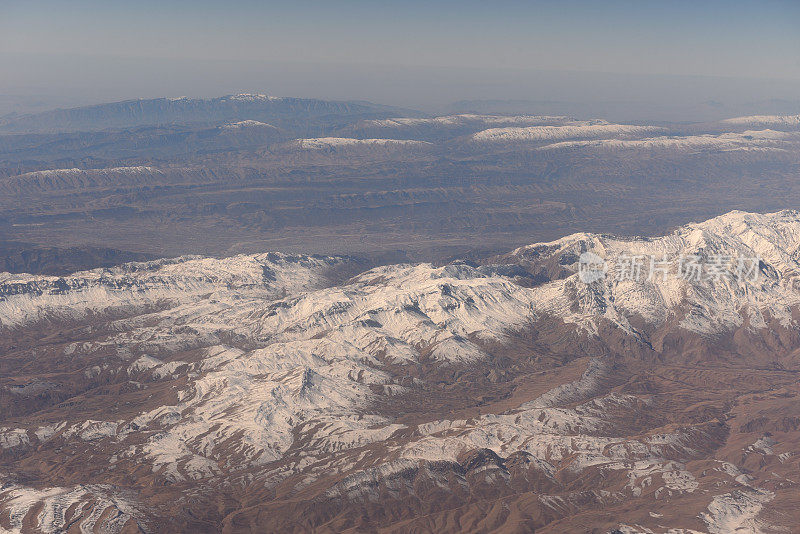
[{"x1": 1, "y1": 0, "x2": 799, "y2": 120}]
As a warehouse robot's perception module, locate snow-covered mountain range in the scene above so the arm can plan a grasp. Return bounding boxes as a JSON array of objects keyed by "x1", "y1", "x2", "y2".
[{"x1": 3, "y1": 210, "x2": 800, "y2": 532}]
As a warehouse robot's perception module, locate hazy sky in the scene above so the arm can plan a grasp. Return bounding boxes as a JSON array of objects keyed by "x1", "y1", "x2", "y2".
[{"x1": 1, "y1": 0, "x2": 799, "y2": 116}]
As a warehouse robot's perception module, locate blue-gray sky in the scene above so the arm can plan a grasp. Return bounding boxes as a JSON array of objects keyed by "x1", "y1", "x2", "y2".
[{"x1": 1, "y1": 0, "x2": 799, "y2": 117}]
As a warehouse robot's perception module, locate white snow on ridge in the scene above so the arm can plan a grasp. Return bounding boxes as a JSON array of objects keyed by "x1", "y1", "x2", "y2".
[
  {"x1": 0, "y1": 166, "x2": 166, "y2": 195},
  {"x1": 721, "y1": 114, "x2": 800, "y2": 127},
  {"x1": 128, "y1": 355, "x2": 162, "y2": 373},
  {"x1": 0, "y1": 252, "x2": 343, "y2": 329},
  {"x1": 0, "y1": 428, "x2": 30, "y2": 450},
  {"x1": 359, "y1": 114, "x2": 574, "y2": 129},
  {"x1": 10, "y1": 166, "x2": 160, "y2": 179},
  {"x1": 397, "y1": 358, "x2": 641, "y2": 468},
  {"x1": 400, "y1": 390, "x2": 646, "y2": 466},
  {"x1": 521, "y1": 358, "x2": 610, "y2": 409},
  {"x1": 0, "y1": 480, "x2": 145, "y2": 534},
  {"x1": 700, "y1": 489, "x2": 774, "y2": 534},
  {"x1": 394, "y1": 358, "x2": 708, "y2": 500},
  {"x1": 296, "y1": 137, "x2": 431, "y2": 149},
  {"x1": 221, "y1": 93, "x2": 281, "y2": 102},
  {"x1": 220, "y1": 119, "x2": 276, "y2": 129},
  {"x1": 470, "y1": 123, "x2": 663, "y2": 143},
  {"x1": 537, "y1": 130, "x2": 797, "y2": 152}
]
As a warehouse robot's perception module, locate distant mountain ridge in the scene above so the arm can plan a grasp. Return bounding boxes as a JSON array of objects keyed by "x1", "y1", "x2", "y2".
[
  {"x1": 0, "y1": 240, "x2": 155, "y2": 276},
  {"x1": 0, "y1": 94, "x2": 413, "y2": 134}
]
